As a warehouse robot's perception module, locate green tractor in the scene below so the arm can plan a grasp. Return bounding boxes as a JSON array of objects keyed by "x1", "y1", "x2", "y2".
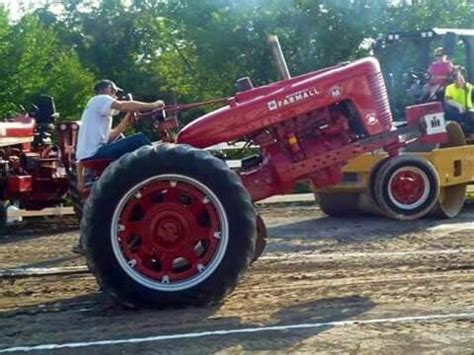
[
  {"x1": 373, "y1": 28, "x2": 474, "y2": 118},
  {"x1": 315, "y1": 28, "x2": 474, "y2": 220}
]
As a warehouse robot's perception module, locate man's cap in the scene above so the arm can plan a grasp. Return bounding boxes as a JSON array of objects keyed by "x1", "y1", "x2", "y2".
[
  {"x1": 94, "y1": 79, "x2": 123, "y2": 93},
  {"x1": 434, "y1": 47, "x2": 445, "y2": 56}
]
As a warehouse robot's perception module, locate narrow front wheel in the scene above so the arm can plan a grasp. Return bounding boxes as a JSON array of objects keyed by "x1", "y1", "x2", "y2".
[{"x1": 374, "y1": 156, "x2": 440, "y2": 220}]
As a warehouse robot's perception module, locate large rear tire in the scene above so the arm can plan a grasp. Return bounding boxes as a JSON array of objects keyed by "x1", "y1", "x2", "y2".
[
  {"x1": 374, "y1": 155, "x2": 440, "y2": 220},
  {"x1": 82, "y1": 144, "x2": 256, "y2": 308}
]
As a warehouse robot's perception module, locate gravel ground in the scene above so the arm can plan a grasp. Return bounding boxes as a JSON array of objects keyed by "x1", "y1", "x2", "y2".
[{"x1": 0, "y1": 203, "x2": 473, "y2": 353}]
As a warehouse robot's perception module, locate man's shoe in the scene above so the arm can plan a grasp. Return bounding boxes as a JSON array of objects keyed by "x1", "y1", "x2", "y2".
[{"x1": 72, "y1": 243, "x2": 86, "y2": 255}]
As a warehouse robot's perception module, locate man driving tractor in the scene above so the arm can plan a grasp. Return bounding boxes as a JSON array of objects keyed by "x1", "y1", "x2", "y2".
[
  {"x1": 76, "y1": 79, "x2": 165, "y2": 192},
  {"x1": 73, "y1": 79, "x2": 165, "y2": 254}
]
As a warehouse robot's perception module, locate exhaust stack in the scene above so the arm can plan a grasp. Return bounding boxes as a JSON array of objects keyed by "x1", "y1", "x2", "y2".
[{"x1": 267, "y1": 34, "x2": 291, "y2": 80}]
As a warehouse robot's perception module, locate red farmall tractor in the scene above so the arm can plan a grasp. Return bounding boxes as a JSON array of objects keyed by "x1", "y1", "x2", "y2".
[
  {"x1": 0, "y1": 96, "x2": 80, "y2": 235},
  {"x1": 77, "y1": 55, "x2": 448, "y2": 308}
]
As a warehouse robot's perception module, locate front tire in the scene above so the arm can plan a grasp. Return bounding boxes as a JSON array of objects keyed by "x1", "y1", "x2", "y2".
[
  {"x1": 373, "y1": 156, "x2": 440, "y2": 220},
  {"x1": 82, "y1": 144, "x2": 256, "y2": 308}
]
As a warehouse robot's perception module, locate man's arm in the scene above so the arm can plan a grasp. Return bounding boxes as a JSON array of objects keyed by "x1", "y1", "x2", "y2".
[
  {"x1": 112, "y1": 99, "x2": 164, "y2": 112},
  {"x1": 108, "y1": 112, "x2": 134, "y2": 142}
]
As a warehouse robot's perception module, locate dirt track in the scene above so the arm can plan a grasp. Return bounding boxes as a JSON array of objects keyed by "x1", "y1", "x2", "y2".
[{"x1": 0, "y1": 203, "x2": 473, "y2": 353}]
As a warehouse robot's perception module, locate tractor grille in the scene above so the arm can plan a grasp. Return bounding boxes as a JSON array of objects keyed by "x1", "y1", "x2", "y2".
[{"x1": 368, "y1": 72, "x2": 392, "y2": 130}]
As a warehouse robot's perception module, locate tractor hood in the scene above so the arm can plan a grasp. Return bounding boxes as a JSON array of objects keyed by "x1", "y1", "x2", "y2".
[{"x1": 176, "y1": 57, "x2": 385, "y2": 148}]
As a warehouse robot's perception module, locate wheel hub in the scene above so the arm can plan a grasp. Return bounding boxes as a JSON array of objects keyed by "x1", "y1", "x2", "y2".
[
  {"x1": 145, "y1": 206, "x2": 190, "y2": 249},
  {"x1": 157, "y1": 219, "x2": 181, "y2": 243},
  {"x1": 390, "y1": 169, "x2": 427, "y2": 206},
  {"x1": 391, "y1": 171, "x2": 425, "y2": 205}
]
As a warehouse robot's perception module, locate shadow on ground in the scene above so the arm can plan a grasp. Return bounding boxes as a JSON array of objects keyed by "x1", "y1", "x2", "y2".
[{"x1": 0, "y1": 293, "x2": 374, "y2": 353}]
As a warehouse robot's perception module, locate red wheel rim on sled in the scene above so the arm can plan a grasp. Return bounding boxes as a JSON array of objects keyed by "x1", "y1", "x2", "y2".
[{"x1": 387, "y1": 167, "x2": 429, "y2": 209}]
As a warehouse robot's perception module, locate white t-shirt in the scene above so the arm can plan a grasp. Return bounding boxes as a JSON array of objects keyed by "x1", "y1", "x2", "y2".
[{"x1": 76, "y1": 95, "x2": 115, "y2": 161}]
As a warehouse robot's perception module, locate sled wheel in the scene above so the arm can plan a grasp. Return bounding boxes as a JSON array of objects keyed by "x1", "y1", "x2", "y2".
[
  {"x1": 439, "y1": 121, "x2": 466, "y2": 149},
  {"x1": 374, "y1": 155, "x2": 439, "y2": 220},
  {"x1": 82, "y1": 144, "x2": 256, "y2": 308},
  {"x1": 68, "y1": 161, "x2": 83, "y2": 220},
  {"x1": 368, "y1": 158, "x2": 389, "y2": 208},
  {"x1": 429, "y1": 121, "x2": 467, "y2": 218},
  {"x1": 252, "y1": 214, "x2": 267, "y2": 263},
  {"x1": 316, "y1": 192, "x2": 361, "y2": 217},
  {"x1": 430, "y1": 184, "x2": 466, "y2": 218},
  {"x1": 0, "y1": 201, "x2": 7, "y2": 237}
]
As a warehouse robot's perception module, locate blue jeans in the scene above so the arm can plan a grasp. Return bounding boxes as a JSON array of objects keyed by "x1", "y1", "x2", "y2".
[
  {"x1": 445, "y1": 105, "x2": 474, "y2": 133},
  {"x1": 444, "y1": 104, "x2": 465, "y2": 123},
  {"x1": 87, "y1": 133, "x2": 151, "y2": 161}
]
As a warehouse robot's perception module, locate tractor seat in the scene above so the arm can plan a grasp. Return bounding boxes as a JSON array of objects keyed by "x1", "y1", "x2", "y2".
[{"x1": 0, "y1": 116, "x2": 35, "y2": 138}]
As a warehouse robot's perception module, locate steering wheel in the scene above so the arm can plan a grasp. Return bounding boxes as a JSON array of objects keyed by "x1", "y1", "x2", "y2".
[{"x1": 403, "y1": 66, "x2": 428, "y2": 86}]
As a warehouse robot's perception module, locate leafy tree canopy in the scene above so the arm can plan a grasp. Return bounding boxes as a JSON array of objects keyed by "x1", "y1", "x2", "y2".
[{"x1": 0, "y1": 0, "x2": 471, "y2": 122}]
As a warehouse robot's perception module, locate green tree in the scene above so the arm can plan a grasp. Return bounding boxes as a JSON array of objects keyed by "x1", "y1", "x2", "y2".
[
  {"x1": 29, "y1": 0, "x2": 473, "y2": 124},
  {"x1": 0, "y1": 11, "x2": 94, "y2": 119}
]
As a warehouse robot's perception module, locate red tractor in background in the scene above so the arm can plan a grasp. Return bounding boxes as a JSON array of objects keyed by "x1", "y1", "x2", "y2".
[
  {"x1": 0, "y1": 96, "x2": 81, "y2": 235},
  {"x1": 77, "y1": 53, "x2": 448, "y2": 308}
]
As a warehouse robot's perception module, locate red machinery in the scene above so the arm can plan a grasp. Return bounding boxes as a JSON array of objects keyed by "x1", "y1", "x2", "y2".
[
  {"x1": 0, "y1": 97, "x2": 76, "y2": 235},
  {"x1": 79, "y1": 56, "x2": 446, "y2": 309}
]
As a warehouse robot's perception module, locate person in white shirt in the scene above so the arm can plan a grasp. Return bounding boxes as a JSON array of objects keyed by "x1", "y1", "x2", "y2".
[
  {"x1": 73, "y1": 80, "x2": 164, "y2": 255},
  {"x1": 76, "y1": 79, "x2": 164, "y2": 192}
]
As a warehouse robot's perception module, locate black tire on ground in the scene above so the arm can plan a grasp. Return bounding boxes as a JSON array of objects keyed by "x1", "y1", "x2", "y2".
[
  {"x1": 251, "y1": 214, "x2": 267, "y2": 263},
  {"x1": 316, "y1": 192, "x2": 362, "y2": 217},
  {"x1": 68, "y1": 161, "x2": 83, "y2": 219},
  {"x1": 373, "y1": 155, "x2": 440, "y2": 220},
  {"x1": 0, "y1": 201, "x2": 7, "y2": 237},
  {"x1": 82, "y1": 144, "x2": 256, "y2": 308},
  {"x1": 368, "y1": 157, "x2": 389, "y2": 211}
]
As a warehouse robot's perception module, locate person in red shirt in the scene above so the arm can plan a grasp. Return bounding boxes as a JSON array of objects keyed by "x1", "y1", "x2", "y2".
[{"x1": 425, "y1": 47, "x2": 454, "y2": 99}]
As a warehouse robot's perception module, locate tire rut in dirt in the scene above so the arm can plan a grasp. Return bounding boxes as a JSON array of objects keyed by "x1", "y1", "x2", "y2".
[{"x1": 81, "y1": 144, "x2": 256, "y2": 308}]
